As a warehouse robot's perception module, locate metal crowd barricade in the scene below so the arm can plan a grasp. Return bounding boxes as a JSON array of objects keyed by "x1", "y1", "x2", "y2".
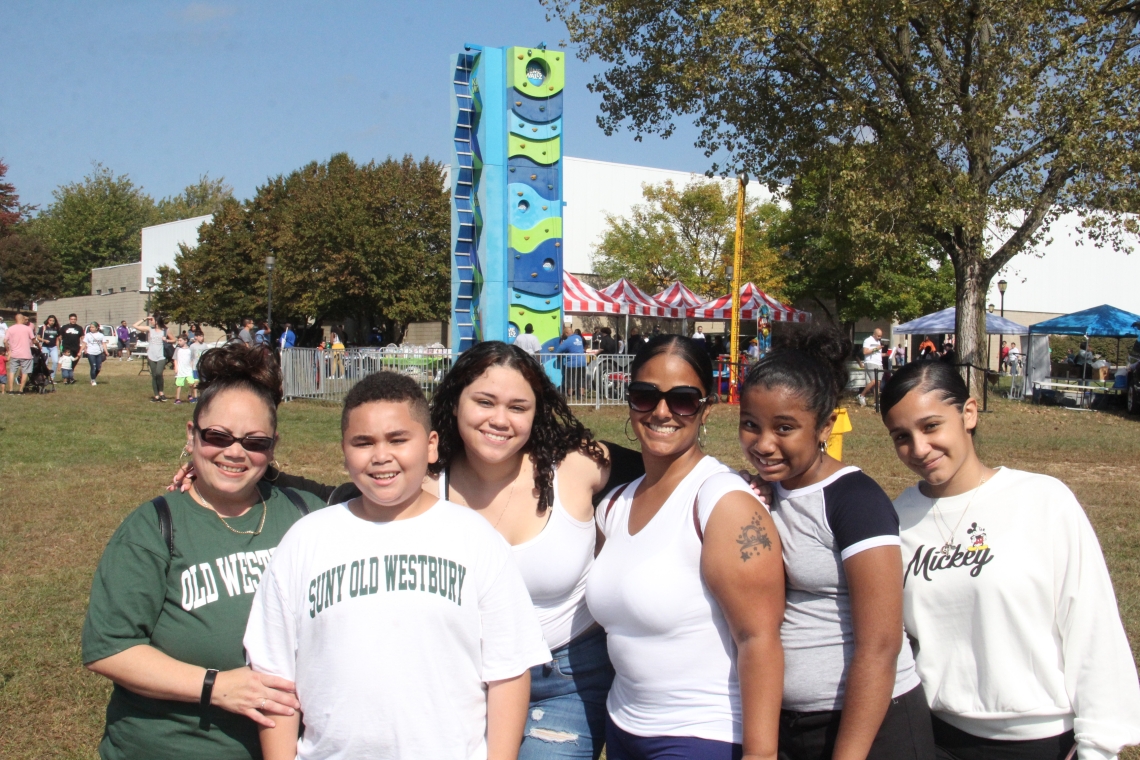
[
  {"x1": 533, "y1": 352, "x2": 633, "y2": 408},
  {"x1": 281, "y1": 346, "x2": 452, "y2": 403}
]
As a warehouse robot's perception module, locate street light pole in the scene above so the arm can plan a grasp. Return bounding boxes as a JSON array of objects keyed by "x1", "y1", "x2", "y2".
[
  {"x1": 265, "y1": 256, "x2": 276, "y2": 333},
  {"x1": 729, "y1": 172, "x2": 748, "y2": 403}
]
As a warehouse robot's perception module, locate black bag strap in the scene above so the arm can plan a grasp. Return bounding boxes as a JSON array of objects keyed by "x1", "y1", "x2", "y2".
[
  {"x1": 152, "y1": 496, "x2": 174, "y2": 556},
  {"x1": 282, "y1": 487, "x2": 310, "y2": 517}
]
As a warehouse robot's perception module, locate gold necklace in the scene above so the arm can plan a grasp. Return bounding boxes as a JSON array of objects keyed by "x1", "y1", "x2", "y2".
[
  {"x1": 193, "y1": 484, "x2": 268, "y2": 536},
  {"x1": 492, "y1": 478, "x2": 520, "y2": 529},
  {"x1": 931, "y1": 473, "x2": 989, "y2": 556}
]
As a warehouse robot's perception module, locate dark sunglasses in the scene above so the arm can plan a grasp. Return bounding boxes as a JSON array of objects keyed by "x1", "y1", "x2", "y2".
[
  {"x1": 627, "y1": 382, "x2": 712, "y2": 417},
  {"x1": 196, "y1": 427, "x2": 276, "y2": 453}
]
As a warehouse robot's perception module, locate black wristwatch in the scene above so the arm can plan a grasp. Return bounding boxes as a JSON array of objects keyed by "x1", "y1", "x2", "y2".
[{"x1": 199, "y1": 668, "x2": 219, "y2": 730}]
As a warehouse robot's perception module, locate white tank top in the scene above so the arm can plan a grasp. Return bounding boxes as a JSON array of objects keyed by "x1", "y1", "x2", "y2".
[
  {"x1": 586, "y1": 456, "x2": 760, "y2": 743},
  {"x1": 438, "y1": 467, "x2": 596, "y2": 650}
]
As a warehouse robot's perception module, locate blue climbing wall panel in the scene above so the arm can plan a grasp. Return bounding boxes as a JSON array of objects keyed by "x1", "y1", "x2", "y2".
[{"x1": 451, "y1": 44, "x2": 565, "y2": 351}]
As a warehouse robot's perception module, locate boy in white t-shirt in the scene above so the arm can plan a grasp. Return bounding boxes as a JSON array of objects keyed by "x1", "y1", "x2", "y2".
[
  {"x1": 172, "y1": 335, "x2": 198, "y2": 404},
  {"x1": 246, "y1": 371, "x2": 549, "y2": 760}
]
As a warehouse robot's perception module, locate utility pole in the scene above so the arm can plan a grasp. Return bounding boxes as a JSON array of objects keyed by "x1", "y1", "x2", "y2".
[{"x1": 729, "y1": 173, "x2": 747, "y2": 403}]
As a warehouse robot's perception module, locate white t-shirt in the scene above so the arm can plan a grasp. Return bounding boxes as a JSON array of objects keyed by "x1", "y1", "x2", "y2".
[
  {"x1": 244, "y1": 499, "x2": 550, "y2": 760},
  {"x1": 587, "y1": 456, "x2": 762, "y2": 743},
  {"x1": 174, "y1": 346, "x2": 194, "y2": 378},
  {"x1": 84, "y1": 331, "x2": 106, "y2": 356},
  {"x1": 862, "y1": 335, "x2": 883, "y2": 367},
  {"x1": 513, "y1": 333, "x2": 542, "y2": 356},
  {"x1": 895, "y1": 468, "x2": 1140, "y2": 758}
]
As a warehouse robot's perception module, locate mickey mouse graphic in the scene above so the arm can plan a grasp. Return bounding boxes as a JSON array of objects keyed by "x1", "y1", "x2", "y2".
[{"x1": 966, "y1": 522, "x2": 989, "y2": 552}]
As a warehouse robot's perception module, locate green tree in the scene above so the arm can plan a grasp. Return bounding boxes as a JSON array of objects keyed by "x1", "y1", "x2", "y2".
[
  {"x1": 155, "y1": 154, "x2": 450, "y2": 341},
  {"x1": 0, "y1": 159, "x2": 23, "y2": 235},
  {"x1": 155, "y1": 175, "x2": 233, "y2": 223},
  {"x1": 550, "y1": 0, "x2": 1140, "y2": 392},
  {"x1": 0, "y1": 235, "x2": 61, "y2": 309},
  {"x1": 773, "y1": 151, "x2": 955, "y2": 325},
  {"x1": 592, "y1": 179, "x2": 790, "y2": 299},
  {"x1": 28, "y1": 163, "x2": 156, "y2": 296}
]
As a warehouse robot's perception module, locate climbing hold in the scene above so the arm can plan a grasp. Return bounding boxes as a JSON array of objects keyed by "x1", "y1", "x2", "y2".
[
  {"x1": 518, "y1": 192, "x2": 524, "y2": 196},
  {"x1": 552, "y1": 125, "x2": 557, "y2": 130},
  {"x1": 549, "y1": 86, "x2": 554, "y2": 91},
  {"x1": 541, "y1": 205, "x2": 547, "y2": 210},
  {"x1": 531, "y1": 174, "x2": 537, "y2": 180},
  {"x1": 522, "y1": 82, "x2": 528, "y2": 87},
  {"x1": 520, "y1": 142, "x2": 526, "y2": 147},
  {"x1": 518, "y1": 54, "x2": 524, "y2": 59},
  {"x1": 531, "y1": 273, "x2": 537, "y2": 277},
  {"x1": 532, "y1": 127, "x2": 538, "y2": 132},
  {"x1": 524, "y1": 236, "x2": 530, "y2": 240},
  {"x1": 518, "y1": 310, "x2": 524, "y2": 315},
  {"x1": 555, "y1": 242, "x2": 561, "y2": 247},
  {"x1": 516, "y1": 101, "x2": 522, "y2": 106},
  {"x1": 545, "y1": 300, "x2": 551, "y2": 304},
  {"x1": 548, "y1": 184, "x2": 554, "y2": 189},
  {"x1": 539, "y1": 106, "x2": 545, "y2": 111},
  {"x1": 509, "y1": 167, "x2": 516, "y2": 172}
]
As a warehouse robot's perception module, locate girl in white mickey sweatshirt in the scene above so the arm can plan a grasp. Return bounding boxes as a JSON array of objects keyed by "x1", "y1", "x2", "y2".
[{"x1": 881, "y1": 360, "x2": 1140, "y2": 760}]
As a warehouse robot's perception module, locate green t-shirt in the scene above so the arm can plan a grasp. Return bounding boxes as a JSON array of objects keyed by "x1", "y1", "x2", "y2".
[{"x1": 82, "y1": 484, "x2": 326, "y2": 760}]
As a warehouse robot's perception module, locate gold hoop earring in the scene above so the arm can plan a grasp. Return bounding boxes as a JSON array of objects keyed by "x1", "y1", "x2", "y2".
[
  {"x1": 264, "y1": 460, "x2": 281, "y2": 482},
  {"x1": 698, "y1": 423, "x2": 708, "y2": 449},
  {"x1": 819, "y1": 440, "x2": 827, "y2": 453},
  {"x1": 179, "y1": 447, "x2": 190, "y2": 462},
  {"x1": 624, "y1": 418, "x2": 638, "y2": 442}
]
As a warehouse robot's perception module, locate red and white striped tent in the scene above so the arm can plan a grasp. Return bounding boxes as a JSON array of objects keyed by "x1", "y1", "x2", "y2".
[
  {"x1": 654, "y1": 281, "x2": 705, "y2": 310},
  {"x1": 690, "y1": 282, "x2": 812, "y2": 322},
  {"x1": 563, "y1": 272, "x2": 623, "y2": 314},
  {"x1": 601, "y1": 278, "x2": 683, "y2": 318}
]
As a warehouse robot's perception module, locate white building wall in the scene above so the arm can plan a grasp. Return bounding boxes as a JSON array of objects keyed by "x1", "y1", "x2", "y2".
[
  {"x1": 562, "y1": 156, "x2": 776, "y2": 274},
  {"x1": 987, "y1": 211, "x2": 1140, "y2": 316},
  {"x1": 140, "y1": 215, "x2": 213, "y2": 291}
]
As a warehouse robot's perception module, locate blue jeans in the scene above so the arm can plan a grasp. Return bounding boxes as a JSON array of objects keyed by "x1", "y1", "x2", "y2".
[
  {"x1": 520, "y1": 627, "x2": 614, "y2": 760},
  {"x1": 42, "y1": 346, "x2": 59, "y2": 377},
  {"x1": 87, "y1": 352, "x2": 104, "y2": 380}
]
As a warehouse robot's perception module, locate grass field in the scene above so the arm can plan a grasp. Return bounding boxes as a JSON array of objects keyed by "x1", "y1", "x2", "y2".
[{"x1": 1, "y1": 358, "x2": 1137, "y2": 759}]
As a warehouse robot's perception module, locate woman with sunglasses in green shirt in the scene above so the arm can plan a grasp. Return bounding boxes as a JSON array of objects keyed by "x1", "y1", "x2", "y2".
[{"x1": 82, "y1": 343, "x2": 325, "y2": 760}]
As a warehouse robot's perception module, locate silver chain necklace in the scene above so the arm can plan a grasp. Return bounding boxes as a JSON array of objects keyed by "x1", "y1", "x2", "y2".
[{"x1": 931, "y1": 473, "x2": 989, "y2": 556}]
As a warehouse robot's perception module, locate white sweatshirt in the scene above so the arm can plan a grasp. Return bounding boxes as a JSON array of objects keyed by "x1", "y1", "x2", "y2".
[{"x1": 894, "y1": 467, "x2": 1140, "y2": 760}]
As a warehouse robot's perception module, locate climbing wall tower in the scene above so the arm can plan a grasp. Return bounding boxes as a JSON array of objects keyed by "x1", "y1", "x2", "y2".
[{"x1": 451, "y1": 44, "x2": 564, "y2": 351}]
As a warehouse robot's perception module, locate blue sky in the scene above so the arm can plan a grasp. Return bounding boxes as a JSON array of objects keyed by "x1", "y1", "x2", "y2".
[{"x1": 2, "y1": 0, "x2": 714, "y2": 210}]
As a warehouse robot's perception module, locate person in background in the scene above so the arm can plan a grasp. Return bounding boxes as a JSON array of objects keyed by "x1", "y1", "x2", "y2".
[
  {"x1": 0, "y1": 315, "x2": 7, "y2": 347},
  {"x1": 513, "y1": 322, "x2": 542, "y2": 357},
  {"x1": 598, "y1": 326, "x2": 618, "y2": 355},
  {"x1": 58, "y1": 348, "x2": 75, "y2": 384},
  {"x1": 190, "y1": 331, "x2": 209, "y2": 383},
  {"x1": 627, "y1": 328, "x2": 645, "y2": 353},
  {"x1": 278, "y1": 322, "x2": 295, "y2": 352},
  {"x1": 254, "y1": 323, "x2": 270, "y2": 346},
  {"x1": 135, "y1": 316, "x2": 173, "y2": 402},
  {"x1": 894, "y1": 343, "x2": 908, "y2": 368},
  {"x1": 238, "y1": 319, "x2": 255, "y2": 346},
  {"x1": 84, "y1": 322, "x2": 108, "y2": 386},
  {"x1": 615, "y1": 333, "x2": 625, "y2": 354},
  {"x1": 6, "y1": 312, "x2": 39, "y2": 394},
  {"x1": 39, "y1": 314, "x2": 61, "y2": 379},
  {"x1": 329, "y1": 330, "x2": 346, "y2": 378},
  {"x1": 918, "y1": 335, "x2": 937, "y2": 359},
  {"x1": 0, "y1": 348, "x2": 7, "y2": 392},
  {"x1": 117, "y1": 321, "x2": 132, "y2": 361},
  {"x1": 61, "y1": 313, "x2": 84, "y2": 364},
  {"x1": 746, "y1": 337, "x2": 760, "y2": 360},
  {"x1": 857, "y1": 328, "x2": 885, "y2": 407},
  {"x1": 555, "y1": 327, "x2": 587, "y2": 400},
  {"x1": 881, "y1": 360, "x2": 1140, "y2": 760},
  {"x1": 173, "y1": 335, "x2": 198, "y2": 404},
  {"x1": 693, "y1": 325, "x2": 706, "y2": 342}
]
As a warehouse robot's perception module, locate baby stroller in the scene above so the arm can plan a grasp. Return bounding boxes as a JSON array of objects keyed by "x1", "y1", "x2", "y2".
[{"x1": 28, "y1": 351, "x2": 56, "y2": 394}]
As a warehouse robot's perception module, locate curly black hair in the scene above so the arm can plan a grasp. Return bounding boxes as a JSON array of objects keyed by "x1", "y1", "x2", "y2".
[{"x1": 429, "y1": 341, "x2": 606, "y2": 512}]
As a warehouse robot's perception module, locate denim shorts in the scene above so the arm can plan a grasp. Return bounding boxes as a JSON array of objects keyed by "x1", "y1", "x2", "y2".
[{"x1": 520, "y1": 627, "x2": 615, "y2": 760}]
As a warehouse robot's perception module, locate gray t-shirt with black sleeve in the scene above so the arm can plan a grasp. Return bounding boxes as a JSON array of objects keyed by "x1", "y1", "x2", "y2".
[{"x1": 771, "y1": 466, "x2": 920, "y2": 712}]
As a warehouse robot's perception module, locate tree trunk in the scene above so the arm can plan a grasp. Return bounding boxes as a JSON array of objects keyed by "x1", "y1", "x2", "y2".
[{"x1": 954, "y1": 254, "x2": 989, "y2": 399}]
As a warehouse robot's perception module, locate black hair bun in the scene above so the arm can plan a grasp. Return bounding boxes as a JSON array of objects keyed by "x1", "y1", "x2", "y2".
[
  {"x1": 196, "y1": 342, "x2": 283, "y2": 408},
  {"x1": 772, "y1": 326, "x2": 852, "y2": 397}
]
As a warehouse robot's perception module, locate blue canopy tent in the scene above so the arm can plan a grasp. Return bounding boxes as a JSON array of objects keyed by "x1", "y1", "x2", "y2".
[
  {"x1": 1026, "y1": 304, "x2": 1140, "y2": 389},
  {"x1": 894, "y1": 307, "x2": 1030, "y2": 336}
]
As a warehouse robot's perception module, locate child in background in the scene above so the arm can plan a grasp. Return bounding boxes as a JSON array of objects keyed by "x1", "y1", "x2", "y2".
[
  {"x1": 189, "y1": 331, "x2": 208, "y2": 384},
  {"x1": 0, "y1": 350, "x2": 7, "y2": 392},
  {"x1": 58, "y1": 349, "x2": 75, "y2": 384},
  {"x1": 172, "y1": 336, "x2": 197, "y2": 404},
  {"x1": 246, "y1": 371, "x2": 548, "y2": 760}
]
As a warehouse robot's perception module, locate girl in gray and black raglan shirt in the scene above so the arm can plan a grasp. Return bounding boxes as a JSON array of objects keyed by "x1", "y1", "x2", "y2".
[{"x1": 738, "y1": 328, "x2": 935, "y2": 760}]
